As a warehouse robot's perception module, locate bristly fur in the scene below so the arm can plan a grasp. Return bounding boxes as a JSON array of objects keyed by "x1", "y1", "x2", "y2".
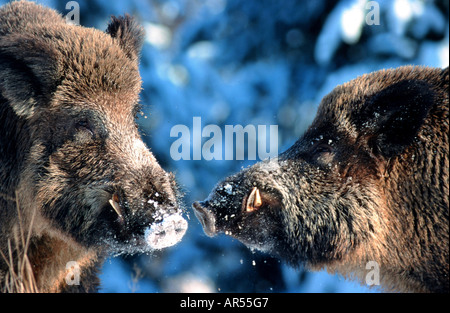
[
  {"x1": 1, "y1": 1, "x2": 183, "y2": 292},
  {"x1": 194, "y1": 66, "x2": 449, "y2": 293}
]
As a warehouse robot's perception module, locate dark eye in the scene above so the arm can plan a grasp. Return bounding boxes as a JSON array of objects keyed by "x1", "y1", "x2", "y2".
[
  {"x1": 75, "y1": 120, "x2": 94, "y2": 137},
  {"x1": 314, "y1": 144, "x2": 332, "y2": 154},
  {"x1": 313, "y1": 144, "x2": 334, "y2": 165}
]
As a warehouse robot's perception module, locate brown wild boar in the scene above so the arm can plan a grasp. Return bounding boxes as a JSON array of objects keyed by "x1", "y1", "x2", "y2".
[
  {"x1": 193, "y1": 66, "x2": 449, "y2": 293},
  {"x1": 0, "y1": 1, "x2": 187, "y2": 292}
]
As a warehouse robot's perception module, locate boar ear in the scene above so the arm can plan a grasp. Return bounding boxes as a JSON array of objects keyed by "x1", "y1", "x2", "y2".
[
  {"x1": 0, "y1": 35, "x2": 61, "y2": 118},
  {"x1": 106, "y1": 15, "x2": 145, "y2": 61},
  {"x1": 362, "y1": 79, "x2": 435, "y2": 158}
]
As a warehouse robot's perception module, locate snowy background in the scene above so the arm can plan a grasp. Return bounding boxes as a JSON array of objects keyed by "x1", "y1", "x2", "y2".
[{"x1": 2, "y1": 0, "x2": 448, "y2": 292}]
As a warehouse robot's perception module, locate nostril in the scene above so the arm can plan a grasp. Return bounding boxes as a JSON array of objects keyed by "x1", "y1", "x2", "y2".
[
  {"x1": 174, "y1": 219, "x2": 188, "y2": 233},
  {"x1": 175, "y1": 228, "x2": 183, "y2": 234}
]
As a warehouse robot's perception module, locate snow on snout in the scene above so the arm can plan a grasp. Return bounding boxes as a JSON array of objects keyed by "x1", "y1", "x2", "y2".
[{"x1": 145, "y1": 214, "x2": 188, "y2": 250}]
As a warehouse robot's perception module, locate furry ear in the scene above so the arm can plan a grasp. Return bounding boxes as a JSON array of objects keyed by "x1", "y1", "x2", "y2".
[
  {"x1": 361, "y1": 79, "x2": 435, "y2": 158},
  {"x1": 105, "y1": 15, "x2": 145, "y2": 61},
  {"x1": 0, "y1": 35, "x2": 61, "y2": 118}
]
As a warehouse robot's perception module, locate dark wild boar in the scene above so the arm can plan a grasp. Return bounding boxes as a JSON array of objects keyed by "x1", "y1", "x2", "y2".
[
  {"x1": 0, "y1": 1, "x2": 187, "y2": 292},
  {"x1": 193, "y1": 66, "x2": 449, "y2": 293}
]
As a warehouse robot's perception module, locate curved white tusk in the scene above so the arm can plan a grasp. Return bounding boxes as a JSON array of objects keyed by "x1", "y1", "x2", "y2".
[
  {"x1": 109, "y1": 198, "x2": 124, "y2": 220},
  {"x1": 246, "y1": 187, "x2": 263, "y2": 212}
]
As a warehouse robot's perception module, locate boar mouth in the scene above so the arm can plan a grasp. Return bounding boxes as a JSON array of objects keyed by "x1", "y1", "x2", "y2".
[{"x1": 192, "y1": 201, "x2": 217, "y2": 237}]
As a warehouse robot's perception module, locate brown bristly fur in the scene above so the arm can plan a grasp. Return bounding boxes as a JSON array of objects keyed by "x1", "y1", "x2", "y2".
[{"x1": 1, "y1": 1, "x2": 185, "y2": 292}]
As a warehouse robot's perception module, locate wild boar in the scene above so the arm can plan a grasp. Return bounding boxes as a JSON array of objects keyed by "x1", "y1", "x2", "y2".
[
  {"x1": 193, "y1": 66, "x2": 449, "y2": 293},
  {"x1": 0, "y1": 1, "x2": 187, "y2": 292}
]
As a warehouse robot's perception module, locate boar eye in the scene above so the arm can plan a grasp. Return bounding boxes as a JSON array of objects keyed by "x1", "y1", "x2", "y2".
[
  {"x1": 75, "y1": 120, "x2": 94, "y2": 137},
  {"x1": 314, "y1": 144, "x2": 332, "y2": 154},
  {"x1": 313, "y1": 144, "x2": 334, "y2": 165}
]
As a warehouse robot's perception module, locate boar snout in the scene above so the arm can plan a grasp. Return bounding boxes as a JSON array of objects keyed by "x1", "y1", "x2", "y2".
[
  {"x1": 99, "y1": 164, "x2": 188, "y2": 251},
  {"x1": 145, "y1": 214, "x2": 188, "y2": 249},
  {"x1": 192, "y1": 201, "x2": 217, "y2": 237}
]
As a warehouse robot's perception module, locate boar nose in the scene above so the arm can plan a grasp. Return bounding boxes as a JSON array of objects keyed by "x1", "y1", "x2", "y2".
[
  {"x1": 192, "y1": 201, "x2": 217, "y2": 237},
  {"x1": 144, "y1": 214, "x2": 188, "y2": 250}
]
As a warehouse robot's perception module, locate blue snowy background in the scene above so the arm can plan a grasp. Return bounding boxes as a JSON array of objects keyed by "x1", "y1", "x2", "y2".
[{"x1": 2, "y1": 0, "x2": 448, "y2": 292}]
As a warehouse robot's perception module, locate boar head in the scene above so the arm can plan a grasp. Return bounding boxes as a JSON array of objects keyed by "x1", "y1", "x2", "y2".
[
  {"x1": 0, "y1": 15, "x2": 187, "y2": 254},
  {"x1": 193, "y1": 67, "x2": 445, "y2": 269}
]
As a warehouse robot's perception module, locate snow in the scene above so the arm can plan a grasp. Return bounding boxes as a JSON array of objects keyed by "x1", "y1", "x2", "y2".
[
  {"x1": 144, "y1": 22, "x2": 172, "y2": 49},
  {"x1": 2, "y1": 0, "x2": 448, "y2": 293},
  {"x1": 223, "y1": 183, "x2": 233, "y2": 195},
  {"x1": 145, "y1": 214, "x2": 188, "y2": 250},
  {"x1": 340, "y1": 0, "x2": 366, "y2": 44}
]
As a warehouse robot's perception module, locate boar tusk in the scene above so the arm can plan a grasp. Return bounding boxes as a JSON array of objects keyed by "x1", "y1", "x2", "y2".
[
  {"x1": 109, "y1": 197, "x2": 124, "y2": 221},
  {"x1": 246, "y1": 187, "x2": 262, "y2": 212},
  {"x1": 254, "y1": 188, "x2": 262, "y2": 208}
]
